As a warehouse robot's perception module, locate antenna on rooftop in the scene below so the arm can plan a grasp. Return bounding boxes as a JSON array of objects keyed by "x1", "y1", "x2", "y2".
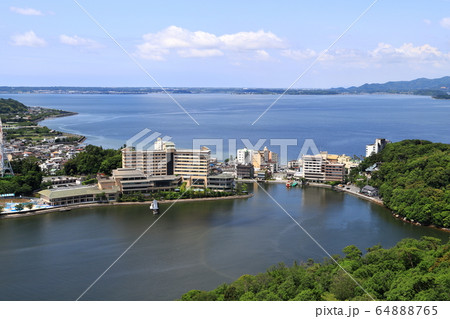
[{"x1": 0, "y1": 117, "x2": 14, "y2": 177}]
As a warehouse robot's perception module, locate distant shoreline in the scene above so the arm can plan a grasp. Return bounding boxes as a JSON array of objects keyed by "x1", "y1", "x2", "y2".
[
  {"x1": 34, "y1": 108, "x2": 85, "y2": 142},
  {"x1": 0, "y1": 91, "x2": 440, "y2": 98},
  {"x1": 0, "y1": 89, "x2": 447, "y2": 99},
  {"x1": 3, "y1": 74, "x2": 450, "y2": 97}
]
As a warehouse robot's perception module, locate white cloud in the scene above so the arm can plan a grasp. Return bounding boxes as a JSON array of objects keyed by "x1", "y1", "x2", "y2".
[
  {"x1": 59, "y1": 35, "x2": 102, "y2": 49},
  {"x1": 177, "y1": 49, "x2": 224, "y2": 58},
  {"x1": 281, "y1": 49, "x2": 317, "y2": 60},
  {"x1": 220, "y1": 30, "x2": 284, "y2": 50},
  {"x1": 423, "y1": 19, "x2": 432, "y2": 25},
  {"x1": 11, "y1": 31, "x2": 46, "y2": 47},
  {"x1": 254, "y1": 50, "x2": 270, "y2": 60},
  {"x1": 440, "y1": 17, "x2": 450, "y2": 29},
  {"x1": 135, "y1": 25, "x2": 450, "y2": 72},
  {"x1": 281, "y1": 43, "x2": 449, "y2": 70},
  {"x1": 10, "y1": 6, "x2": 43, "y2": 16},
  {"x1": 136, "y1": 26, "x2": 285, "y2": 60},
  {"x1": 281, "y1": 48, "x2": 369, "y2": 68},
  {"x1": 370, "y1": 42, "x2": 449, "y2": 63},
  {"x1": 135, "y1": 43, "x2": 169, "y2": 61}
]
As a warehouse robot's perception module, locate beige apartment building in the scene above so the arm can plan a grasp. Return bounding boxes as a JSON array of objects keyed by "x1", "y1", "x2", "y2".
[
  {"x1": 302, "y1": 152, "x2": 346, "y2": 183},
  {"x1": 122, "y1": 148, "x2": 173, "y2": 176},
  {"x1": 174, "y1": 148, "x2": 210, "y2": 187},
  {"x1": 252, "y1": 146, "x2": 278, "y2": 171},
  {"x1": 122, "y1": 146, "x2": 210, "y2": 187}
]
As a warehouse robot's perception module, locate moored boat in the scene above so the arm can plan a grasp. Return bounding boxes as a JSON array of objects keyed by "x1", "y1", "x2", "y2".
[{"x1": 150, "y1": 199, "x2": 159, "y2": 215}]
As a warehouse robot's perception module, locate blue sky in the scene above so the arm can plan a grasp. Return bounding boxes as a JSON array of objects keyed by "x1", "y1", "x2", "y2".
[{"x1": 2, "y1": 0, "x2": 450, "y2": 87}]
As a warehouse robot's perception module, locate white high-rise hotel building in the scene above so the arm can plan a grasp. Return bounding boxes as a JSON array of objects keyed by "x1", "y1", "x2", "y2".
[
  {"x1": 122, "y1": 138, "x2": 210, "y2": 187},
  {"x1": 365, "y1": 138, "x2": 391, "y2": 158},
  {"x1": 236, "y1": 148, "x2": 254, "y2": 165}
]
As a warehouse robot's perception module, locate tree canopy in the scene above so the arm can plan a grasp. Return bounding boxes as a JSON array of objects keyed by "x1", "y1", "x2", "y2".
[
  {"x1": 63, "y1": 145, "x2": 122, "y2": 175},
  {"x1": 0, "y1": 98, "x2": 28, "y2": 114},
  {"x1": 355, "y1": 140, "x2": 450, "y2": 228},
  {"x1": 0, "y1": 157, "x2": 43, "y2": 196},
  {"x1": 180, "y1": 237, "x2": 449, "y2": 301}
]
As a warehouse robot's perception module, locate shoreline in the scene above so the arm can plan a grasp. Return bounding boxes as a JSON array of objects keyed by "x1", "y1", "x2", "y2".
[
  {"x1": 0, "y1": 193, "x2": 253, "y2": 219},
  {"x1": 2, "y1": 178, "x2": 449, "y2": 232},
  {"x1": 0, "y1": 91, "x2": 440, "y2": 99},
  {"x1": 34, "y1": 110, "x2": 79, "y2": 122},
  {"x1": 241, "y1": 179, "x2": 450, "y2": 233},
  {"x1": 36, "y1": 110, "x2": 86, "y2": 142},
  {"x1": 308, "y1": 182, "x2": 450, "y2": 233}
]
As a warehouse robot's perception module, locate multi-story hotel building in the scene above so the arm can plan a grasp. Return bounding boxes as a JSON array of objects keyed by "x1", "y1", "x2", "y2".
[
  {"x1": 236, "y1": 148, "x2": 254, "y2": 165},
  {"x1": 110, "y1": 168, "x2": 181, "y2": 194},
  {"x1": 173, "y1": 148, "x2": 210, "y2": 187},
  {"x1": 365, "y1": 138, "x2": 390, "y2": 158},
  {"x1": 122, "y1": 145, "x2": 210, "y2": 187},
  {"x1": 301, "y1": 152, "x2": 345, "y2": 183},
  {"x1": 302, "y1": 155, "x2": 325, "y2": 182},
  {"x1": 121, "y1": 148, "x2": 172, "y2": 176}
]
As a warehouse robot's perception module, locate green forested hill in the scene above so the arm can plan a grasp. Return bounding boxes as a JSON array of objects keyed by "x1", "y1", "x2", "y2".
[
  {"x1": 344, "y1": 76, "x2": 450, "y2": 94},
  {"x1": 0, "y1": 98, "x2": 28, "y2": 113},
  {"x1": 360, "y1": 140, "x2": 450, "y2": 228},
  {"x1": 180, "y1": 237, "x2": 449, "y2": 301}
]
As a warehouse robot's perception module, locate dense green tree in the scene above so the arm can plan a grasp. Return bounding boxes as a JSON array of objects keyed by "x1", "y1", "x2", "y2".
[
  {"x1": 180, "y1": 237, "x2": 449, "y2": 301},
  {"x1": 0, "y1": 98, "x2": 28, "y2": 113},
  {"x1": 329, "y1": 270, "x2": 358, "y2": 300},
  {"x1": 351, "y1": 140, "x2": 449, "y2": 228},
  {"x1": 63, "y1": 145, "x2": 122, "y2": 175},
  {"x1": 0, "y1": 157, "x2": 43, "y2": 196}
]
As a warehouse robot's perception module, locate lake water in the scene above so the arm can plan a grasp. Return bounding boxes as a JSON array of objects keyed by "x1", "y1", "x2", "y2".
[
  {"x1": 0, "y1": 93, "x2": 449, "y2": 300},
  {"x1": 3, "y1": 93, "x2": 450, "y2": 160},
  {"x1": 0, "y1": 184, "x2": 447, "y2": 301}
]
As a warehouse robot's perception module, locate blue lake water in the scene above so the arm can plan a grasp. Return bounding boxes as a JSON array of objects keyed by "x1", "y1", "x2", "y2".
[
  {"x1": 0, "y1": 184, "x2": 448, "y2": 301},
  {"x1": 2, "y1": 93, "x2": 449, "y2": 160},
  {"x1": 0, "y1": 93, "x2": 448, "y2": 300}
]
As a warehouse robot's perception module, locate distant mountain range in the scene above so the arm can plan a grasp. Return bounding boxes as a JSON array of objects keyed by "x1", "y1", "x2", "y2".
[
  {"x1": 1, "y1": 76, "x2": 449, "y2": 98},
  {"x1": 335, "y1": 76, "x2": 450, "y2": 98}
]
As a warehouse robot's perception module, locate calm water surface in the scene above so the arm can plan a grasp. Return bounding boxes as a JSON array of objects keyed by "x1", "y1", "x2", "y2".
[
  {"x1": 2, "y1": 93, "x2": 450, "y2": 158},
  {"x1": 0, "y1": 184, "x2": 447, "y2": 300},
  {"x1": 0, "y1": 94, "x2": 448, "y2": 300}
]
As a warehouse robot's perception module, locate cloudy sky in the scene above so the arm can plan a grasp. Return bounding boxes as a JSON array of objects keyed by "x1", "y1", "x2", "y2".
[{"x1": 2, "y1": 0, "x2": 450, "y2": 87}]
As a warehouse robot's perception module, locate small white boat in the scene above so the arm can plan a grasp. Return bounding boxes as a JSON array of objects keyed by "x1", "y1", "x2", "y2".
[{"x1": 150, "y1": 199, "x2": 159, "y2": 215}]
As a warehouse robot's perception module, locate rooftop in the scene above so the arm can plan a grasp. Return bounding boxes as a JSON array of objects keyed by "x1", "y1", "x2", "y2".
[
  {"x1": 208, "y1": 173, "x2": 234, "y2": 179},
  {"x1": 120, "y1": 175, "x2": 180, "y2": 184},
  {"x1": 43, "y1": 175, "x2": 77, "y2": 181},
  {"x1": 365, "y1": 163, "x2": 379, "y2": 172},
  {"x1": 39, "y1": 185, "x2": 119, "y2": 199},
  {"x1": 361, "y1": 185, "x2": 377, "y2": 192},
  {"x1": 112, "y1": 168, "x2": 146, "y2": 178},
  {"x1": 147, "y1": 175, "x2": 180, "y2": 181}
]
